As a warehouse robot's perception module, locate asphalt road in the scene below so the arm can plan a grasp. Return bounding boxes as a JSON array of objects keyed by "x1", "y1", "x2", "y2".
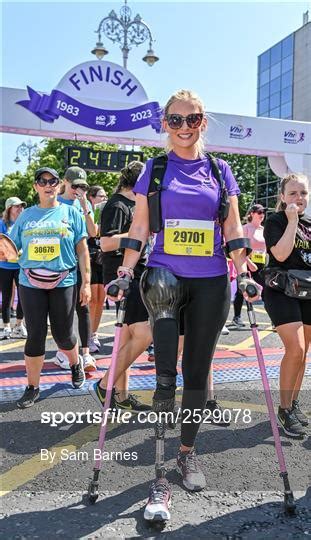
[{"x1": 1, "y1": 304, "x2": 310, "y2": 539}]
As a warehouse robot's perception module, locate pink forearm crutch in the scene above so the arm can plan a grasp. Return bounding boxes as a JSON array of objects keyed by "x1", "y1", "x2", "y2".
[{"x1": 246, "y1": 284, "x2": 296, "y2": 515}]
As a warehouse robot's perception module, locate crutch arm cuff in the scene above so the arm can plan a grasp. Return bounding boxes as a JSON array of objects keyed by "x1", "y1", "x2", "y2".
[{"x1": 226, "y1": 238, "x2": 252, "y2": 257}]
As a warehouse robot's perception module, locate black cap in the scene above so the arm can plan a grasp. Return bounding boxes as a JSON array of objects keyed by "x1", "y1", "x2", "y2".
[
  {"x1": 250, "y1": 204, "x2": 266, "y2": 213},
  {"x1": 35, "y1": 167, "x2": 59, "y2": 182}
]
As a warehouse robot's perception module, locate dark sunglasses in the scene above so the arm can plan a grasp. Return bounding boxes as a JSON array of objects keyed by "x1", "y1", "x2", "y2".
[
  {"x1": 36, "y1": 177, "x2": 59, "y2": 187},
  {"x1": 255, "y1": 210, "x2": 265, "y2": 215},
  {"x1": 165, "y1": 113, "x2": 203, "y2": 130},
  {"x1": 71, "y1": 184, "x2": 88, "y2": 191}
]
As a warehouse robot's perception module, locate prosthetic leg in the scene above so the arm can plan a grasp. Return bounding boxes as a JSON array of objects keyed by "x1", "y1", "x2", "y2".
[
  {"x1": 144, "y1": 375, "x2": 176, "y2": 522},
  {"x1": 140, "y1": 267, "x2": 185, "y2": 524}
]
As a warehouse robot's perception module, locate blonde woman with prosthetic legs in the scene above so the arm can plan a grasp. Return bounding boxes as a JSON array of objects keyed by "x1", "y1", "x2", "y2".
[{"x1": 108, "y1": 90, "x2": 260, "y2": 523}]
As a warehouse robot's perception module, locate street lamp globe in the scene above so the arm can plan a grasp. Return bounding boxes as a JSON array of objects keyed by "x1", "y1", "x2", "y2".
[
  {"x1": 91, "y1": 41, "x2": 109, "y2": 60},
  {"x1": 142, "y1": 48, "x2": 159, "y2": 66}
]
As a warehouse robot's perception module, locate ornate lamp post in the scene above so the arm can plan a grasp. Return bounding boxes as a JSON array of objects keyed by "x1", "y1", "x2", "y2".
[
  {"x1": 91, "y1": 0, "x2": 159, "y2": 68},
  {"x1": 14, "y1": 140, "x2": 38, "y2": 165}
]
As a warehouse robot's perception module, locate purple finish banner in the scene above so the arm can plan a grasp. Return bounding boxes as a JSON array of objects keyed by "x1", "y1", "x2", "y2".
[{"x1": 17, "y1": 86, "x2": 162, "y2": 133}]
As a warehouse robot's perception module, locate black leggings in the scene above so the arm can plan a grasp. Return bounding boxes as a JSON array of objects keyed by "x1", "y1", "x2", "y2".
[
  {"x1": 0, "y1": 268, "x2": 23, "y2": 323},
  {"x1": 234, "y1": 265, "x2": 265, "y2": 318},
  {"x1": 141, "y1": 268, "x2": 231, "y2": 447},
  {"x1": 76, "y1": 271, "x2": 91, "y2": 348},
  {"x1": 19, "y1": 285, "x2": 77, "y2": 356}
]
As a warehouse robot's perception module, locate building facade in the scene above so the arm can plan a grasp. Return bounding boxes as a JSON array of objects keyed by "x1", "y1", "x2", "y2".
[{"x1": 257, "y1": 16, "x2": 311, "y2": 122}]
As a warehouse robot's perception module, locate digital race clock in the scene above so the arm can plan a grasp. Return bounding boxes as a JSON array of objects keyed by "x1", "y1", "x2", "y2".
[{"x1": 65, "y1": 147, "x2": 144, "y2": 172}]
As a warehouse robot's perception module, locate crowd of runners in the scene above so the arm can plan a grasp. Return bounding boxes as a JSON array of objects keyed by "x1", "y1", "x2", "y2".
[{"x1": 0, "y1": 88, "x2": 310, "y2": 523}]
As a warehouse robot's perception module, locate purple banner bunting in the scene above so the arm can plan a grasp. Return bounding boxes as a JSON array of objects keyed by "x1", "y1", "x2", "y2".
[{"x1": 17, "y1": 86, "x2": 162, "y2": 133}]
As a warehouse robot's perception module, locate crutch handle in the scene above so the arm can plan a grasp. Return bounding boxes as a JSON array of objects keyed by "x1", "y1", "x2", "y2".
[
  {"x1": 246, "y1": 284, "x2": 258, "y2": 298},
  {"x1": 106, "y1": 274, "x2": 131, "y2": 297}
]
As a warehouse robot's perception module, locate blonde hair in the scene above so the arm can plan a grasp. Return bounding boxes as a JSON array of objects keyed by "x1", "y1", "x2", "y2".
[
  {"x1": 163, "y1": 89, "x2": 206, "y2": 155},
  {"x1": 275, "y1": 172, "x2": 309, "y2": 211}
]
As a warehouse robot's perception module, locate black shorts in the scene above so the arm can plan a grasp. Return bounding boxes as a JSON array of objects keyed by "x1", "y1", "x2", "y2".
[
  {"x1": 91, "y1": 262, "x2": 103, "y2": 285},
  {"x1": 117, "y1": 278, "x2": 149, "y2": 326},
  {"x1": 264, "y1": 287, "x2": 311, "y2": 327}
]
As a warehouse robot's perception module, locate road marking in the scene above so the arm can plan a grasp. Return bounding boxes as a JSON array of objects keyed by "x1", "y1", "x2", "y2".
[
  {"x1": 221, "y1": 330, "x2": 271, "y2": 351},
  {"x1": 0, "y1": 319, "x2": 117, "y2": 353},
  {"x1": 0, "y1": 389, "x2": 152, "y2": 496},
  {"x1": 0, "y1": 423, "x2": 112, "y2": 497}
]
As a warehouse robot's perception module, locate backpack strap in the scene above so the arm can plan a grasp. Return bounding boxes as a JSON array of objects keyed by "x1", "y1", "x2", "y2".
[
  {"x1": 147, "y1": 152, "x2": 230, "y2": 238},
  {"x1": 204, "y1": 153, "x2": 230, "y2": 250},
  {"x1": 148, "y1": 154, "x2": 168, "y2": 194}
]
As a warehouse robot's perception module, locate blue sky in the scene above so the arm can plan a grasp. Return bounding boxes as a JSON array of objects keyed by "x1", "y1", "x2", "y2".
[{"x1": 1, "y1": 0, "x2": 310, "y2": 177}]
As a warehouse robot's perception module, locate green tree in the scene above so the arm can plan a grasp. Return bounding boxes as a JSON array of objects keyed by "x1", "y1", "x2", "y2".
[{"x1": 214, "y1": 152, "x2": 257, "y2": 219}]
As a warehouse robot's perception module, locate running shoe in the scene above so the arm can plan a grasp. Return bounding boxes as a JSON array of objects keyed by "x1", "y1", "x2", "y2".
[
  {"x1": 144, "y1": 478, "x2": 171, "y2": 522},
  {"x1": 83, "y1": 353, "x2": 97, "y2": 372},
  {"x1": 53, "y1": 351, "x2": 70, "y2": 370},
  {"x1": 115, "y1": 393, "x2": 152, "y2": 413},
  {"x1": 90, "y1": 380, "x2": 116, "y2": 410},
  {"x1": 221, "y1": 325, "x2": 230, "y2": 335},
  {"x1": 11, "y1": 323, "x2": 27, "y2": 339},
  {"x1": 204, "y1": 397, "x2": 231, "y2": 426},
  {"x1": 16, "y1": 385, "x2": 40, "y2": 408},
  {"x1": 89, "y1": 334, "x2": 100, "y2": 353},
  {"x1": 0, "y1": 327, "x2": 11, "y2": 340},
  {"x1": 176, "y1": 449, "x2": 206, "y2": 491},
  {"x1": 71, "y1": 355, "x2": 85, "y2": 389},
  {"x1": 231, "y1": 316, "x2": 246, "y2": 328},
  {"x1": 292, "y1": 399, "x2": 309, "y2": 427},
  {"x1": 277, "y1": 406, "x2": 306, "y2": 438},
  {"x1": 10, "y1": 308, "x2": 16, "y2": 318}
]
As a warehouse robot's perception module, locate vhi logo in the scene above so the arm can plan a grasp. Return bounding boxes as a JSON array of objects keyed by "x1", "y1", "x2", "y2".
[
  {"x1": 229, "y1": 124, "x2": 252, "y2": 139},
  {"x1": 283, "y1": 130, "x2": 305, "y2": 144}
]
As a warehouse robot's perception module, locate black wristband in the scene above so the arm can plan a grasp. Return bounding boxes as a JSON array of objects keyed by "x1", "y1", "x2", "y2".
[
  {"x1": 226, "y1": 238, "x2": 252, "y2": 257},
  {"x1": 119, "y1": 237, "x2": 142, "y2": 252}
]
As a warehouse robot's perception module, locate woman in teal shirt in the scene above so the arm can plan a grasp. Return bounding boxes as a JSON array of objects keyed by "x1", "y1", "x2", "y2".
[{"x1": 9, "y1": 167, "x2": 91, "y2": 408}]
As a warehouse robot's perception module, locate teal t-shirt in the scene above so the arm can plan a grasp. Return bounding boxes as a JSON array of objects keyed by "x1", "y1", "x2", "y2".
[{"x1": 9, "y1": 204, "x2": 87, "y2": 288}]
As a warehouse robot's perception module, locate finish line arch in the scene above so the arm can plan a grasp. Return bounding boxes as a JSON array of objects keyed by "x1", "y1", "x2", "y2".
[{"x1": 1, "y1": 60, "x2": 310, "y2": 208}]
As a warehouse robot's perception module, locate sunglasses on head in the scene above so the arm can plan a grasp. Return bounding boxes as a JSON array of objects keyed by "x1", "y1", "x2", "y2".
[
  {"x1": 71, "y1": 184, "x2": 88, "y2": 191},
  {"x1": 255, "y1": 210, "x2": 265, "y2": 215},
  {"x1": 165, "y1": 113, "x2": 203, "y2": 130},
  {"x1": 36, "y1": 177, "x2": 59, "y2": 187}
]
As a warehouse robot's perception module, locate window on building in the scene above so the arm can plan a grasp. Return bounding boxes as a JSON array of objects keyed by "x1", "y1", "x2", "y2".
[
  {"x1": 259, "y1": 82, "x2": 270, "y2": 101},
  {"x1": 260, "y1": 69, "x2": 270, "y2": 86},
  {"x1": 270, "y1": 92, "x2": 281, "y2": 110},
  {"x1": 282, "y1": 34, "x2": 294, "y2": 58},
  {"x1": 280, "y1": 101, "x2": 292, "y2": 118},
  {"x1": 258, "y1": 97, "x2": 269, "y2": 115},
  {"x1": 281, "y1": 86, "x2": 292, "y2": 104},
  {"x1": 270, "y1": 62, "x2": 281, "y2": 80},
  {"x1": 271, "y1": 42, "x2": 282, "y2": 65},
  {"x1": 270, "y1": 76, "x2": 281, "y2": 94},
  {"x1": 281, "y1": 70, "x2": 293, "y2": 89},
  {"x1": 259, "y1": 50, "x2": 270, "y2": 72},
  {"x1": 269, "y1": 106, "x2": 280, "y2": 118},
  {"x1": 282, "y1": 55, "x2": 293, "y2": 74}
]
